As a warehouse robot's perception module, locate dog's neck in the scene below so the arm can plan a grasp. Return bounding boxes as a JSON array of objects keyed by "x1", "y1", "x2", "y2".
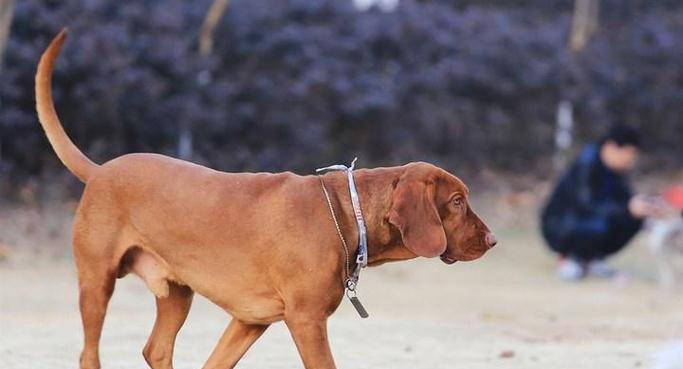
[{"x1": 320, "y1": 166, "x2": 418, "y2": 267}]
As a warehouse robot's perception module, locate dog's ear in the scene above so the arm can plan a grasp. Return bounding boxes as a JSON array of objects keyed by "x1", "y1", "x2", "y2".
[{"x1": 389, "y1": 170, "x2": 447, "y2": 258}]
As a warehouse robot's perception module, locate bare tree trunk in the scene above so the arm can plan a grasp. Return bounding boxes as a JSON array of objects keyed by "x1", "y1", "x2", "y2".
[
  {"x1": 199, "y1": 0, "x2": 231, "y2": 57},
  {"x1": 177, "y1": 120, "x2": 193, "y2": 160},
  {"x1": 0, "y1": 0, "x2": 15, "y2": 167},
  {"x1": 554, "y1": 0, "x2": 599, "y2": 173},
  {"x1": 553, "y1": 100, "x2": 574, "y2": 172},
  {"x1": 176, "y1": 0, "x2": 231, "y2": 160},
  {"x1": 0, "y1": 0, "x2": 15, "y2": 69},
  {"x1": 569, "y1": 0, "x2": 600, "y2": 53}
]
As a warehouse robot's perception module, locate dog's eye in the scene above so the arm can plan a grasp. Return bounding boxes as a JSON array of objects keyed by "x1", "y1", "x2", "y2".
[{"x1": 452, "y1": 197, "x2": 463, "y2": 206}]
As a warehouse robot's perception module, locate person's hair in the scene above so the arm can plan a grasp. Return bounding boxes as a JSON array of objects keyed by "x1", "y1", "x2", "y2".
[{"x1": 600, "y1": 124, "x2": 642, "y2": 148}]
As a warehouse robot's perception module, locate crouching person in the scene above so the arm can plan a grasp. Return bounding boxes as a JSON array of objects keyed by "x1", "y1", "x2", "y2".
[{"x1": 541, "y1": 125, "x2": 657, "y2": 281}]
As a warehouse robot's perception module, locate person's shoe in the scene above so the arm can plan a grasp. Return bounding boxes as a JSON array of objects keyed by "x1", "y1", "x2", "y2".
[
  {"x1": 557, "y1": 258, "x2": 585, "y2": 281},
  {"x1": 586, "y1": 259, "x2": 617, "y2": 279}
]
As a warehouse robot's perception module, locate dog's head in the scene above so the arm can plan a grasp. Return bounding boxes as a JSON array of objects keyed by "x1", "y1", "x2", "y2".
[{"x1": 389, "y1": 162, "x2": 497, "y2": 264}]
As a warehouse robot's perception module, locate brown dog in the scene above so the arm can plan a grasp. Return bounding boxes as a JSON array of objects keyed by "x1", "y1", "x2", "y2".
[{"x1": 36, "y1": 30, "x2": 497, "y2": 369}]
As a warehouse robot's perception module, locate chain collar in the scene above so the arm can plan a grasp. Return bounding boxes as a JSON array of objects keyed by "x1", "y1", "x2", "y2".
[{"x1": 316, "y1": 158, "x2": 369, "y2": 318}]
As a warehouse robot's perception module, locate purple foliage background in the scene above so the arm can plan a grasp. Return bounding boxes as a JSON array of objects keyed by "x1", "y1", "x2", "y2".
[{"x1": 1, "y1": 0, "x2": 682, "y2": 195}]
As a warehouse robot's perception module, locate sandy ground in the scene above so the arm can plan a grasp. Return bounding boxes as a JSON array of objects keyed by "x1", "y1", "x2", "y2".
[{"x1": 2, "y1": 203, "x2": 683, "y2": 369}]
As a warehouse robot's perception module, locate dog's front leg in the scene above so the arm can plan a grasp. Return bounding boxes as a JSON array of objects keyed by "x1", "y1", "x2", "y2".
[
  {"x1": 201, "y1": 319, "x2": 269, "y2": 369},
  {"x1": 286, "y1": 317, "x2": 337, "y2": 369}
]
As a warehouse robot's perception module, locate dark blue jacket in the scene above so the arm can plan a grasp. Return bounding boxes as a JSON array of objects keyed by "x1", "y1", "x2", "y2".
[{"x1": 543, "y1": 144, "x2": 633, "y2": 222}]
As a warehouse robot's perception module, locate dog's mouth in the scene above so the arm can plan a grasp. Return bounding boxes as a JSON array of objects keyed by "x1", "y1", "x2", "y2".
[
  {"x1": 440, "y1": 254, "x2": 458, "y2": 264},
  {"x1": 441, "y1": 243, "x2": 490, "y2": 264}
]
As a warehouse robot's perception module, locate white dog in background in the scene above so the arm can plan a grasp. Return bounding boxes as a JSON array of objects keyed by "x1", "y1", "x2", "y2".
[
  {"x1": 646, "y1": 204, "x2": 683, "y2": 289},
  {"x1": 645, "y1": 191, "x2": 683, "y2": 369}
]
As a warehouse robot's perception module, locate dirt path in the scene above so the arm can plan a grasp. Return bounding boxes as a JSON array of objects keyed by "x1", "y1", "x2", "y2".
[{"x1": 2, "y1": 223, "x2": 683, "y2": 369}]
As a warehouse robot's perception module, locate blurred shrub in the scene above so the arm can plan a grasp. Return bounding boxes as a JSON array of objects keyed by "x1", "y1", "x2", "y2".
[{"x1": 1, "y1": 0, "x2": 682, "y2": 193}]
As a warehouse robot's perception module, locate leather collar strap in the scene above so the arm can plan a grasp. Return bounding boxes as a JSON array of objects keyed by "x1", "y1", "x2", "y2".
[
  {"x1": 316, "y1": 158, "x2": 368, "y2": 289},
  {"x1": 316, "y1": 158, "x2": 370, "y2": 318}
]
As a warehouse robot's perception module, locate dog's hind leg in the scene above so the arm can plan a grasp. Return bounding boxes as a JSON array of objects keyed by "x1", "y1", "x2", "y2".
[
  {"x1": 72, "y1": 200, "x2": 125, "y2": 369},
  {"x1": 142, "y1": 282, "x2": 194, "y2": 369},
  {"x1": 76, "y1": 261, "x2": 116, "y2": 369}
]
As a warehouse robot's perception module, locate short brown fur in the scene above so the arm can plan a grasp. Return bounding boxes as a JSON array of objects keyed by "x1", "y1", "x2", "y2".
[{"x1": 35, "y1": 30, "x2": 496, "y2": 369}]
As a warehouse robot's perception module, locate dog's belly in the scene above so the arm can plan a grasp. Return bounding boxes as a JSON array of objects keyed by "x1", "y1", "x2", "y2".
[
  {"x1": 212, "y1": 292, "x2": 286, "y2": 325},
  {"x1": 124, "y1": 245, "x2": 286, "y2": 325},
  {"x1": 184, "y1": 270, "x2": 287, "y2": 324}
]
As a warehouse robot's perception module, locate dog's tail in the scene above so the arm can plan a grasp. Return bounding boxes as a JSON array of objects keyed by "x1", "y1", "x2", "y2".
[{"x1": 35, "y1": 29, "x2": 98, "y2": 183}]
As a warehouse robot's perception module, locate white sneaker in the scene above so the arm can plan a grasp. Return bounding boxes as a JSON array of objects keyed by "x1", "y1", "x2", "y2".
[
  {"x1": 557, "y1": 258, "x2": 585, "y2": 281},
  {"x1": 587, "y1": 259, "x2": 617, "y2": 279}
]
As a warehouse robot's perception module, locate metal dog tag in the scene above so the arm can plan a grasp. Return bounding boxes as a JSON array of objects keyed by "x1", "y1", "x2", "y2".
[{"x1": 348, "y1": 295, "x2": 369, "y2": 318}]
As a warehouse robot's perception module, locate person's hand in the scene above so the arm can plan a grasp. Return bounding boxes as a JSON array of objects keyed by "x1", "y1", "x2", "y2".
[
  {"x1": 628, "y1": 195, "x2": 657, "y2": 219},
  {"x1": 628, "y1": 194, "x2": 666, "y2": 219}
]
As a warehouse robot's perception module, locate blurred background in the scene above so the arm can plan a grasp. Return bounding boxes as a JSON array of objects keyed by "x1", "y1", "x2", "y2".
[
  {"x1": 1, "y1": 1, "x2": 682, "y2": 369},
  {"x1": 2, "y1": 0, "x2": 683, "y2": 189}
]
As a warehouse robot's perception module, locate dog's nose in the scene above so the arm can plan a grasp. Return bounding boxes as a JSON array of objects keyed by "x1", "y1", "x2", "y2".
[{"x1": 485, "y1": 233, "x2": 498, "y2": 248}]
